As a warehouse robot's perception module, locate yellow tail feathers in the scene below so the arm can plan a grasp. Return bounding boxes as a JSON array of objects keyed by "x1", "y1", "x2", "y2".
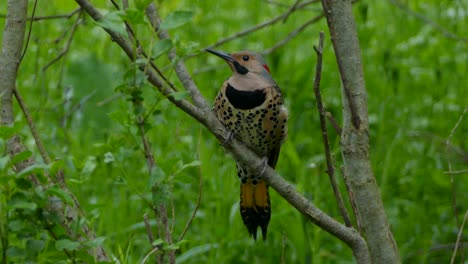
[{"x1": 240, "y1": 179, "x2": 271, "y2": 240}]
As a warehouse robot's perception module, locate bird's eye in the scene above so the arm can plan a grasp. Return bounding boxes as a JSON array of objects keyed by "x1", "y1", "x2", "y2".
[{"x1": 242, "y1": 55, "x2": 249, "y2": 61}]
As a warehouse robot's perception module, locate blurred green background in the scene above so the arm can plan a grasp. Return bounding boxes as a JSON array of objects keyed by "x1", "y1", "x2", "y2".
[{"x1": 0, "y1": 0, "x2": 466, "y2": 263}]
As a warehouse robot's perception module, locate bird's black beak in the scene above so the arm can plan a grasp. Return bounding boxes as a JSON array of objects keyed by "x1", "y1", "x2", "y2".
[
  {"x1": 205, "y1": 48, "x2": 249, "y2": 75},
  {"x1": 205, "y1": 48, "x2": 235, "y2": 63}
]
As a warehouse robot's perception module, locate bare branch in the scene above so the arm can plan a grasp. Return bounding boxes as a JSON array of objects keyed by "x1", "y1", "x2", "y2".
[
  {"x1": 325, "y1": 111, "x2": 342, "y2": 135},
  {"x1": 13, "y1": 88, "x2": 51, "y2": 163},
  {"x1": 451, "y1": 209, "x2": 468, "y2": 264},
  {"x1": 76, "y1": 0, "x2": 369, "y2": 259},
  {"x1": 312, "y1": 31, "x2": 352, "y2": 227},
  {"x1": 42, "y1": 11, "x2": 82, "y2": 72},
  {"x1": 178, "y1": 132, "x2": 203, "y2": 241},
  {"x1": 0, "y1": 8, "x2": 81, "y2": 21},
  {"x1": 205, "y1": 0, "x2": 319, "y2": 50},
  {"x1": 321, "y1": 0, "x2": 399, "y2": 262},
  {"x1": 282, "y1": 0, "x2": 302, "y2": 23},
  {"x1": 263, "y1": 13, "x2": 324, "y2": 55},
  {"x1": 145, "y1": 4, "x2": 208, "y2": 110},
  {"x1": 445, "y1": 107, "x2": 467, "y2": 261},
  {"x1": 19, "y1": 0, "x2": 37, "y2": 62}
]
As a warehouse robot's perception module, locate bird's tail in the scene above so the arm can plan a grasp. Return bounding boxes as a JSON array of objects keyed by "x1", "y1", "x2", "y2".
[{"x1": 240, "y1": 179, "x2": 271, "y2": 240}]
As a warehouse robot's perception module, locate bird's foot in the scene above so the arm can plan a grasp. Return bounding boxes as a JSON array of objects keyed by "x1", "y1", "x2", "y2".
[
  {"x1": 222, "y1": 130, "x2": 234, "y2": 147},
  {"x1": 256, "y1": 157, "x2": 269, "y2": 177}
]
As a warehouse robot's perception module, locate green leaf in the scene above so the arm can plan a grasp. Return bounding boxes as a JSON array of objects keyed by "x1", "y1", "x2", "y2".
[
  {"x1": 10, "y1": 150, "x2": 32, "y2": 164},
  {"x1": 176, "y1": 244, "x2": 219, "y2": 263},
  {"x1": 152, "y1": 39, "x2": 173, "y2": 59},
  {"x1": 152, "y1": 238, "x2": 165, "y2": 247},
  {"x1": 27, "y1": 239, "x2": 45, "y2": 253},
  {"x1": 122, "y1": 8, "x2": 146, "y2": 25},
  {"x1": 14, "y1": 177, "x2": 32, "y2": 190},
  {"x1": 160, "y1": 11, "x2": 194, "y2": 30},
  {"x1": 49, "y1": 159, "x2": 65, "y2": 176},
  {"x1": 16, "y1": 164, "x2": 48, "y2": 179},
  {"x1": 174, "y1": 160, "x2": 201, "y2": 176},
  {"x1": 83, "y1": 237, "x2": 106, "y2": 248},
  {"x1": 135, "y1": 0, "x2": 153, "y2": 10},
  {"x1": 0, "y1": 155, "x2": 10, "y2": 170},
  {"x1": 46, "y1": 187, "x2": 74, "y2": 206},
  {"x1": 8, "y1": 219, "x2": 26, "y2": 232},
  {"x1": 6, "y1": 246, "x2": 25, "y2": 258},
  {"x1": 9, "y1": 200, "x2": 37, "y2": 210},
  {"x1": 96, "y1": 11, "x2": 127, "y2": 36},
  {"x1": 0, "y1": 125, "x2": 19, "y2": 139},
  {"x1": 56, "y1": 239, "x2": 81, "y2": 251}
]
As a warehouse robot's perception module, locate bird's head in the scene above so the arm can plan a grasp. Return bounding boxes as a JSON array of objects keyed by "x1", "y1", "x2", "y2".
[{"x1": 206, "y1": 49, "x2": 272, "y2": 78}]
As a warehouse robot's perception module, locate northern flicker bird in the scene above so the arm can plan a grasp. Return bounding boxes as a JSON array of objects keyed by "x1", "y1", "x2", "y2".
[{"x1": 206, "y1": 49, "x2": 288, "y2": 240}]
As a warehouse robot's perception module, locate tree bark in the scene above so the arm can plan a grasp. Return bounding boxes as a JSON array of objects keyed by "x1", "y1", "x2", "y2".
[
  {"x1": 321, "y1": 0, "x2": 401, "y2": 263},
  {"x1": 0, "y1": 1, "x2": 108, "y2": 261},
  {"x1": 0, "y1": 0, "x2": 27, "y2": 126}
]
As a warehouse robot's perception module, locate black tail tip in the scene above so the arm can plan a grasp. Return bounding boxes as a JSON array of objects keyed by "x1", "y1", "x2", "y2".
[{"x1": 245, "y1": 220, "x2": 269, "y2": 241}]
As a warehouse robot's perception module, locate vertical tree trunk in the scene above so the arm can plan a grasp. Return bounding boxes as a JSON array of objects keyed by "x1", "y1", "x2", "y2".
[
  {"x1": 0, "y1": 0, "x2": 27, "y2": 127},
  {"x1": 320, "y1": 0, "x2": 401, "y2": 263}
]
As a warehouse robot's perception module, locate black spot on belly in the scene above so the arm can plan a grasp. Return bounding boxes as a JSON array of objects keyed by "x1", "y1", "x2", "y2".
[{"x1": 226, "y1": 83, "x2": 266, "y2": 110}]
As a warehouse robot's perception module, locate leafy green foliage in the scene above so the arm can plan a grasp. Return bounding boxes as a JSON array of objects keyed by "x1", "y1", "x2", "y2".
[{"x1": 0, "y1": 0, "x2": 466, "y2": 263}]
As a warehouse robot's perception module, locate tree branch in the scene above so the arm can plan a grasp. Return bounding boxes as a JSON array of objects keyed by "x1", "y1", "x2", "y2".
[
  {"x1": 0, "y1": 1, "x2": 108, "y2": 260},
  {"x1": 263, "y1": 13, "x2": 324, "y2": 55},
  {"x1": 312, "y1": 31, "x2": 352, "y2": 227},
  {"x1": 321, "y1": 0, "x2": 400, "y2": 262},
  {"x1": 204, "y1": 0, "x2": 320, "y2": 50},
  {"x1": 76, "y1": 0, "x2": 370, "y2": 260}
]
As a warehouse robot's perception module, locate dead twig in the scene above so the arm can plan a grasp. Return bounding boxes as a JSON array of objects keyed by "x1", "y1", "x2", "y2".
[
  {"x1": 445, "y1": 107, "x2": 467, "y2": 262},
  {"x1": 312, "y1": 31, "x2": 352, "y2": 227},
  {"x1": 19, "y1": 0, "x2": 37, "y2": 62},
  {"x1": 205, "y1": 0, "x2": 319, "y2": 50},
  {"x1": 326, "y1": 111, "x2": 342, "y2": 135},
  {"x1": 451, "y1": 209, "x2": 468, "y2": 264},
  {"x1": 263, "y1": 13, "x2": 324, "y2": 55},
  {"x1": 42, "y1": 11, "x2": 83, "y2": 72},
  {"x1": 178, "y1": 131, "x2": 203, "y2": 241},
  {"x1": 0, "y1": 8, "x2": 81, "y2": 21}
]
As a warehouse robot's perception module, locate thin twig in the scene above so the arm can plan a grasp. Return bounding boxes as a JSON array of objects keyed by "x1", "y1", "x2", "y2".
[
  {"x1": 325, "y1": 111, "x2": 342, "y2": 135},
  {"x1": 282, "y1": 0, "x2": 302, "y2": 23},
  {"x1": 446, "y1": 107, "x2": 467, "y2": 262},
  {"x1": 143, "y1": 213, "x2": 156, "y2": 247},
  {"x1": 178, "y1": 130, "x2": 203, "y2": 241},
  {"x1": 451, "y1": 209, "x2": 468, "y2": 264},
  {"x1": 12, "y1": 88, "x2": 51, "y2": 164},
  {"x1": 444, "y1": 170, "x2": 468, "y2": 175},
  {"x1": 204, "y1": 0, "x2": 319, "y2": 50},
  {"x1": 145, "y1": 3, "x2": 207, "y2": 111},
  {"x1": 19, "y1": 0, "x2": 37, "y2": 62},
  {"x1": 61, "y1": 90, "x2": 96, "y2": 127},
  {"x1": 388, "y1": 0, "x2": 468, "y2": 42},
  {"x1": 341, "y1": 165, "x2": 362, "y2": 232},
  {"x1": 0, "y1": 8, "x2": 81, "y2": 21},
  {"x1": 42, "y1": 11, "x2": 83, "y2": 72},
  {"x1": 263, "y1": 13, "x2": 324, "y2": 55},
  {"x1": 141, "y1": 246, "x2": 161, "y2": 264},
  {"x1": 109, "y1": 1, "x2": 179, "y2": 94},
  {"x1": 312, "y1": 31, "x2": 352, "y2": 227}
]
